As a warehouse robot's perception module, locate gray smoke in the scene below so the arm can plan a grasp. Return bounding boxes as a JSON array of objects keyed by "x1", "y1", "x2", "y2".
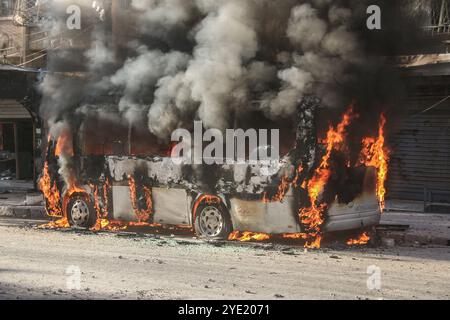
[
  {"x1": 180, "y1": 0, "x2": 258, "y2": 130},
  {"x1": 40, "y1": 0, "x2": 399, "y2": 143},
  {"x1": 132, "y1": 0, "x2": 197, "y2": 40},
  {"x1": 145, "y1": 0, "x2": 364, "y2": 137},
  {"x1": 85, "y1": 28, "x2": 115, "y2": 73},
  {"x1": 258, "y1": 2, "x2": 363, "y2": 118},
  {"x1": 106, "y1": 47, "x2": 190, "y2": 123}
]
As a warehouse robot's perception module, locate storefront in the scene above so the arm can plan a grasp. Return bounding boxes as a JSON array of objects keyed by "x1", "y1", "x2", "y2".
[
  {"x1": 0, "y1": 64, "x2": 40, "y2": 182},
  {"x1": 387, "y1": 62, "x2": 450, "y2": 211},
  {"x1": 0, "y1": 99, "x2": 34, "y2": 180}
]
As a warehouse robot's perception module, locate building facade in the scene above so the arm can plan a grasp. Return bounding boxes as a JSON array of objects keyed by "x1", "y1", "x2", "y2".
[
  {"x1": 1, "y1": 1, "x2": 45, "y2": 182},
  {"x1": 387, "y1": 1, "x2": 450, "y2": 210}
]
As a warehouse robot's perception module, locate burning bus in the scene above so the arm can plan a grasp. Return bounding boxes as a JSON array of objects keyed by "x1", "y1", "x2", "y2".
[
  {"x1": 32, "y1": 0, "x2": 395, "y2": 249},
  {"x1": 39, "y1": 96, "x2": 388, "y2": 248}
]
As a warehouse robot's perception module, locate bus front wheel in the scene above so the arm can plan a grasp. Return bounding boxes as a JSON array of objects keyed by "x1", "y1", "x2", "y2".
[{"x1": 67, "y1": 194, "x2": 97, "y2": 229}]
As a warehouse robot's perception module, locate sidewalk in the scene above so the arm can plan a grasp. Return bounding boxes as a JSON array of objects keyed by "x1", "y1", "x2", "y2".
[
  {"x1": 380, "y1": 199, "x2": 450, "y2": 246},
  {"x1": 0, "y1": 180, "x2": 35, "y2": 193},
  {"x1": 0, "y1": 181, "x2": 46, "y2": 219},
  {"x1": 379, "y1": 211, "x2": 450, "y2": 246},
  {"x1": 385, "y1": 199, "x2": 425, "y2": 213}
]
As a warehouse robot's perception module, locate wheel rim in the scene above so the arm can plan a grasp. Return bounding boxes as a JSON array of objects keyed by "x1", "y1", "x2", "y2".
[
  {"x1": 71, "y1": 199, "x2": 90, "y2": 226},
  {"x1": 198, "y1": 206, "x2": 224, "y2": 237}
]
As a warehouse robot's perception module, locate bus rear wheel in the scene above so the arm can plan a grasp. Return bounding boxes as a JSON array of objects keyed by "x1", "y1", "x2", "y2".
[
  {"x1": 67, "y1": 194, "x2": 96, "y2": 229},
  {"x1": 194, "y1": 203, "x2": 232, "y2": 240}
]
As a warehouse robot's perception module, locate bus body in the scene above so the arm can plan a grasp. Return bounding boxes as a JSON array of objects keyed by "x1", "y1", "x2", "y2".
[{"x1": 43, "y1": 105, "x2": 381, "y2": 239}]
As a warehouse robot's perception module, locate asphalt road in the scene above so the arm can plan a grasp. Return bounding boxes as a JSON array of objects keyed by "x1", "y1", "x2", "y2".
[{"x1": 0, "y1": 218, "x2": 449, "y2": 300}]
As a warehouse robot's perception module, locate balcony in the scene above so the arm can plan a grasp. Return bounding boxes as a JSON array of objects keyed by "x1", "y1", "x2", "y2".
[{"x1": 423, "y1": 0, "x2": 450, "y2": 36}]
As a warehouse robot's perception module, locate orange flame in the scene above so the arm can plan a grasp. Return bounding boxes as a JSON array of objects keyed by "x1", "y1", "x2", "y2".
[
  {"x1": 54, "y1": 132, "x2": 74, "y2": 157},
  {"x1": 167, "y1": 141, "x2": 178, "y2": 157},
  {"x1": 291, "y1": 165, "x2": 304, "y2": 187},
  {"x1": 66, "y1": 182, "x2": 87, "y2": 198},
  {"x1": 228, "y1": 231, "x2": 271, "y2": 242},
  {"x1": 38, "y1": 217, "x2": 70, "y2": 229},
  {"x1": 346, "y1": 231, "x2": 370, "y2": 246},
  {"x1": 263, "y1": 166, "x2": 305, "y2": 203},
  {"x1": 39, "y1": 162, "x2": 62, "y2": 217},
  {"x1": 300, "y1": 107, "x2": 357, "y2": 248},
  {"x1": 92, "y1": 219, "x2": 163, "y2": 232},
  {"x1": 91, "y1": 179, "x2": 111, "y2": 231},
  {"x1": 91, "y1": 184, "x2": 102, "y2": 217},
  {"x1": 103, "y1": 179, "x2": 110, "y2": 216},
  {"x1": 128, "y1": 175, "x2": 153, "y2": 223},
  {"x1": 360, "y1": 114, "x2": 389, "y2": 211},
  {"x1": 54, "y1": 131, "x2": 86, "y2": 217},
  {"x1": 281, "y1": 233, "x2": 308, "y2": 240},
  {"x1": 263, "y1": 175, "x2": 290, "y2": 203},
  {"x1": 93, "y1": 219, "x2": 111, "y2": 231}
]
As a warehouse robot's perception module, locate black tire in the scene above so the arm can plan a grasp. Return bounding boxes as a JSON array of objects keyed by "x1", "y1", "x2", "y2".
[
  {"x1": 67, "y1": 193, "x2": 97, "y2": 229},
  {"x1": 194, "y1": 203, "x2": 232, "y2": 240}
]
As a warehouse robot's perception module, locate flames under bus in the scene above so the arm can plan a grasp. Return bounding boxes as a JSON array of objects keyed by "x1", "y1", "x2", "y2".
[{"x1": 42, "y1": 105, "x2": 382, "y2": 241}]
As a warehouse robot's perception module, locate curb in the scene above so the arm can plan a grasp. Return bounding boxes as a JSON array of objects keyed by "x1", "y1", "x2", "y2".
[
  {"x1": 0, "y1": 205, "x2": 48, "y2": 220},
  {"x1": 377, "y1": 230, "x2": 449, "y2": 247}
]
